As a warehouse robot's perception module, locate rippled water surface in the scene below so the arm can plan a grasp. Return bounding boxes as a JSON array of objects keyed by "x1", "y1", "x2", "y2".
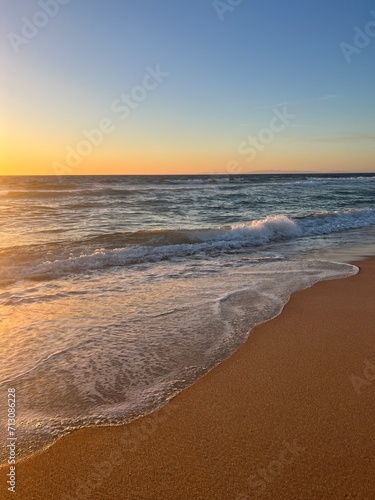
[{"x1": 0, "y1": 174, "x2": 374, "y2": 462}]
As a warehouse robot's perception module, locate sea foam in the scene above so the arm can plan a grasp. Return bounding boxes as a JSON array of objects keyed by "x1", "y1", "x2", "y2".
[{"x1": 0, "y1": 259, "x2": 358, "y2": 464}]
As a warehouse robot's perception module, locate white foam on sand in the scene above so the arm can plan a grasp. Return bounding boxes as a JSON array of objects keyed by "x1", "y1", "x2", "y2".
[{"x1": 0, "y1": 259, "x2": 358, "y2": 464}]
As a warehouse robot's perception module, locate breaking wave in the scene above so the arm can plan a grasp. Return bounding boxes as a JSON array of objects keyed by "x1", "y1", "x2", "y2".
[{"x1": 1, "y1": 209, "x2": 375, "y2": 282}]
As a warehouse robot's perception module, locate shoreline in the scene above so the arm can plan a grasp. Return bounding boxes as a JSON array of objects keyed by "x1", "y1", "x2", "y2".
[
  {"x1": 0, "y1": 260, "x2": 358, "y2": 468},
  {"x1": 2, "y1": 257, "x2": 375, "y2": 499}
]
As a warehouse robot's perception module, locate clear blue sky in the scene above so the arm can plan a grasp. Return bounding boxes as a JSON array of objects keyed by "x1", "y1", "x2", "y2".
[{"x1": 1, "y1": 0, "x2": 375, "y2": 174}]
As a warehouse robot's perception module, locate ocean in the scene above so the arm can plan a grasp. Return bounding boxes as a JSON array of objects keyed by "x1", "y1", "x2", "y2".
[{"x1": 0, "y1": 173, "x2": 374, "y2": 463}]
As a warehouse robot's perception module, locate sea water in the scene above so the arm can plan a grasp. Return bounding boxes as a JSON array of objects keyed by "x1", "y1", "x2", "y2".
[{"x1": 0, "y1": 173, "x2": 374, "y2": 462}]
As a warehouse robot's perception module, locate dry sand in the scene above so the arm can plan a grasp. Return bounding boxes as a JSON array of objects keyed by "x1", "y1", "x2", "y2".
[{"x1": 1, "y1": 258, "x2": 375, "y2": 499}]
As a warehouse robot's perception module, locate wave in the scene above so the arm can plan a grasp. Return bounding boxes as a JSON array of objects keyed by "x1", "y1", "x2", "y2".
[
  {"x1": 248, "y1": 176, "x2": 375, "y2": 188},
  {"x1": 1, "y1": 209, "x2": 374, "y2": 281},
  {"x1": 0, "y1": 189, "x2": 83, "y2": 199},
  {"x1": 1, "y1": 174, "x2": 374, "y2": 199},
  {"x1": 0, "y1": 184, "x2": 239, "y2": 199},
  {"x1": 75, "y1": 208, "x2": 375, "y2": 248}
]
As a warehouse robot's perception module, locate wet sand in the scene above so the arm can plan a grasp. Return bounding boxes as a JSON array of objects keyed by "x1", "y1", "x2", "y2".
[{"x1": 1, "y1": 258, "x2": 375, "y2": 499}]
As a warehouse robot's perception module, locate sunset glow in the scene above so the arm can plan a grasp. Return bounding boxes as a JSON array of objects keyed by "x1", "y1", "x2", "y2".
[{"x1": 2, "y1": 1, "x2": 375, "y2": 175}]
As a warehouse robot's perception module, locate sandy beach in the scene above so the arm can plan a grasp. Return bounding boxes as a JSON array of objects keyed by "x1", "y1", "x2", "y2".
[
  {"x1": 3, "y1": 0, "x2": 375, "y2": 497},
  {"x1": 2, "y1": 257, "x2": 375, "y2": 500}
]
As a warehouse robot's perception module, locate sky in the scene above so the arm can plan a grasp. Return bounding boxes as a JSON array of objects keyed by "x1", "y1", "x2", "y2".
[{"x1": 1, "y1": 0, "x2": 375, "y2": 175}]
